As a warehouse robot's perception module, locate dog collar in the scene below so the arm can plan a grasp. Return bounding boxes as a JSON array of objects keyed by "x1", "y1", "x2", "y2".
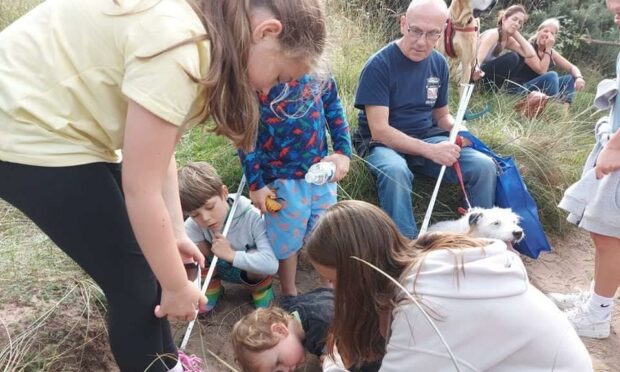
[
  {"x1": 452, "y1": 17, "x2": 478, "y2": 32},
  {"x1": 444, "y1": 19, "x2": 478, "y2": 59}
]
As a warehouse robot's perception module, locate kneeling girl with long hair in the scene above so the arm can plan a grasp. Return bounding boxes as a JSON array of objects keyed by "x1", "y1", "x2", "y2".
[{"x1": 306, "y1": 200, "x2": 592, "y2": 371}]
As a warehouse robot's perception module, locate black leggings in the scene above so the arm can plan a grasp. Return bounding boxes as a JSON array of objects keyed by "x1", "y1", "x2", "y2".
[
  {"x1": 0, "y1": 161, "x2": 177, "y2": 371},
  {"x1": 480, "y1": 52, "x2": 523, "y2": 91}
]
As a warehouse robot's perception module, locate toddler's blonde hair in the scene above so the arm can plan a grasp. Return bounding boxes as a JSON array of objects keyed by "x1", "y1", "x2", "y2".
[{"x1": 231, "y1": 306, "x2": 292, "y2": 371}]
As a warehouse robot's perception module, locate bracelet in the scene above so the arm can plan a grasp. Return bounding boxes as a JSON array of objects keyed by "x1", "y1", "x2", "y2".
[{"x1": 575, "y1": 75, "x2": 584, "y2": 80}]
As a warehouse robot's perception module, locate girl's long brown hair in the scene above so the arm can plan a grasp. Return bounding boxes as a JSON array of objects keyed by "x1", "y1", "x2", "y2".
[
  {"x1": 115, "y1": 0, "x2": 326, "y2": 151},
  {"x1": 190, "y1": 0, "x2": 326, "y2": 151},
  {"x1": 305, "y1": 200, "x2": 417, "y2": 366},
  {"x1": 493, "y1": 4, "x2": 527, "y2": 57},
  {"x1": 306, "y1": 201, "x2": 491, "y2": 367}
]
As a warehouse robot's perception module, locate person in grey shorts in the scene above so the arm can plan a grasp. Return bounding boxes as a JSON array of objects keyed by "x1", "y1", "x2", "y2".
[{"x1": 549, "y1": 0, "x2": 620, "y2": 340}]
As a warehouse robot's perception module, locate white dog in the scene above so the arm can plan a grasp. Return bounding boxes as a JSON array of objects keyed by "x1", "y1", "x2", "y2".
[{"x1": 428, "y1": 207, "x2": 524, "y2": 243}]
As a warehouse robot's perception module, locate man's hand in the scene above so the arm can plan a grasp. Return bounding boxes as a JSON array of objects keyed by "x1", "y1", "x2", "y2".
[
  {"x1": 249, "y1": 187, "x2": 276, "y2": 213},
  {"x1": 210, "y1": 232, "x2": 236, "y2": 263},
  {"x1": 321, "y1": 154, "x2": 350, "y2": 182},
  {"x1": 425, "y1": 141, "x2": 461, "y2": 166}
]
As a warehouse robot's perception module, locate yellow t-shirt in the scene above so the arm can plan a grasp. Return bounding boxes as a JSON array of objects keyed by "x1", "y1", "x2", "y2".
[{"x1": 0, "y1": 0, "x2": 210, "y2": 166}]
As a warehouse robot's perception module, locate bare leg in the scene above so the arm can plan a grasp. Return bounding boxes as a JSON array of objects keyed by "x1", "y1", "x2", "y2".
[
  {"x1": 591, "y1": 232, "x2": 620, "y2": 297},
  {"x1": 278, "y1": 254, "x2": 298, "y2": 296},
  {"x1": 563, "y1": 232, "x2": 619, "y2": 338}
]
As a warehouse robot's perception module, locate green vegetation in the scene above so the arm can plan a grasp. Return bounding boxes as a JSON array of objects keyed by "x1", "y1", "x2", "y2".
[
  {"x1": 176, "y1": 0, "x2": 602, "y2": 232},
  {"x1": 0, "y1": 0, "x2": 611, "y2": 370}
]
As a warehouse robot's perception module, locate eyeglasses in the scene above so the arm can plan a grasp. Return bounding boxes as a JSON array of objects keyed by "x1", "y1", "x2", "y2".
[{"x1": 406, "y1": 26, "x2": 442, "y2": 42}]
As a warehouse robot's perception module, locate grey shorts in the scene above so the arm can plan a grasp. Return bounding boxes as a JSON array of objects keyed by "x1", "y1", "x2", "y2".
[{"x1": 559, "y1": 168, "x2": 620, "y2": 238}]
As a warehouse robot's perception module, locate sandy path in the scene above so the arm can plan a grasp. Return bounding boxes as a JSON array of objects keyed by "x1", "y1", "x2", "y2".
[{"x1": 525, "y1": 230, "x2": 620, "y2": 372}]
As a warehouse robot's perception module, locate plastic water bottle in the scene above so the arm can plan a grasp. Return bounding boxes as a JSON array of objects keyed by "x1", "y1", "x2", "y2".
[{"x1": 305, "y1": 162, "x2": 335, "y2": 185}]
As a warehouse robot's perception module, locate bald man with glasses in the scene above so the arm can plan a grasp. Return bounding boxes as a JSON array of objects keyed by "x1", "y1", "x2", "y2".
[{"x1": 353, "y1": 0, "x2": 496, "y2": 239}]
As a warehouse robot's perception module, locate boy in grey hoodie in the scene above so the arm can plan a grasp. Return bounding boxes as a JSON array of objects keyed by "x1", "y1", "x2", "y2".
[{"x1": 178, "y1": 162, "x2": 278, "y2": 311}]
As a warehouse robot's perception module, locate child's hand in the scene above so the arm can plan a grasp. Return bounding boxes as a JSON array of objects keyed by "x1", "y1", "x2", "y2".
[
  {"x1": 176, "y1": 236, "x2": 205, "y2": 268},
  {"x1": 196, "y1": 240, "x2": 213, "y2": 261},
  {"x1": 250, "y1": 187, "x2": 276, "y2": 213},
  {"x1": 322, "y1": 154, "x2": 350, "y2": 182},
  {"x1": 210, "y1": 232, "x2": 236, "y2": 263},
  {"x1": 155, "y1": 280, "x2": 207, "y2": 321},
  {"x1": 595, "y1": 146, "x2": 620, "y2": 179}
]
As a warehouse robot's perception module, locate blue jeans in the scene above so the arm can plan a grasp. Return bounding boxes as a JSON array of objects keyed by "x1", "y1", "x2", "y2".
[
  {"x1": 481, "y1": 52, "x2": 576, "y2": 103},
  {"x1": 508, "y1": 71, "x2": 576, "y2": 103},
  {"x1": 365, "y1": 137, "x2": 497, "y2": 238}
]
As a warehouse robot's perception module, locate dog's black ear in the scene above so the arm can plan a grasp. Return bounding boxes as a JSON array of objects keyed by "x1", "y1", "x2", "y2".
[{"x1": 468, "y1": 212, "x2": 483, "y2": 226}]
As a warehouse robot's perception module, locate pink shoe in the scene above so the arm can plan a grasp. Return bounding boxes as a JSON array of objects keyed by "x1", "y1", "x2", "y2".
[{"x1": 177, "y1": 350, "x2": 204, "y2": 372}]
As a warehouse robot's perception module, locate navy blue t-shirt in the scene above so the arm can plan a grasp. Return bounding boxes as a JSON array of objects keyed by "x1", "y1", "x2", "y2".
[{"x1": 355, "y1": 43, "x2": 449, "y2": 140}]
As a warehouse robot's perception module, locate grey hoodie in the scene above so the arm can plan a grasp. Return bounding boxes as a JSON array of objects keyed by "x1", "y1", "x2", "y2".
[{"x1": 185, "y1": 194, "x2": 278, "y2": 276}]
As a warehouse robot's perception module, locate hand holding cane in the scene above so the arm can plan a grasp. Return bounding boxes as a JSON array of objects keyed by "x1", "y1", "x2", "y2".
[{"x1": 419, "y1": 84, "x2": 475, "y2": 235}]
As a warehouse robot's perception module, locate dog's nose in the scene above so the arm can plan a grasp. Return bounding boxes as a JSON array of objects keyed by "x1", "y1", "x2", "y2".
[{"x1": 513, "y1": 231, "x2": 523, "y2": 239}]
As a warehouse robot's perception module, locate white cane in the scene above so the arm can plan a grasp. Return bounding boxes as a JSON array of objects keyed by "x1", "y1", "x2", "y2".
[
  {"x1": 180, "y1": 175, "x2": 247, "y2": 350},
  {"x1": 419, "y1": 84, "x2": 475, "y2": 235}
]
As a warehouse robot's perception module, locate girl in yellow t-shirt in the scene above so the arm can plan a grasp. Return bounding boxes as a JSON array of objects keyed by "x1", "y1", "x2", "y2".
[{"x1": 0, "y1": 0, "x2": 326, "y2": 371}]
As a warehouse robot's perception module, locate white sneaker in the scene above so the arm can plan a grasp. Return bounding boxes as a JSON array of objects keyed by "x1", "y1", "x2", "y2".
[
  {"x1": 565, "y1": 304, "x2": 611, "y2": 339},
  {"x1": 548, "y1": 290, "x2": 591, "y2": 310}
]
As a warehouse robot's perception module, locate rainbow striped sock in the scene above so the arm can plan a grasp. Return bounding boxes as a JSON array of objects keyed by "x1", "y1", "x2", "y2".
[
  {"x1": 250, "y1": 276, "x2": 274, "y2": 308},
  {"x1": 204, "y1": 278, "x2": 223, "y2": 312}
]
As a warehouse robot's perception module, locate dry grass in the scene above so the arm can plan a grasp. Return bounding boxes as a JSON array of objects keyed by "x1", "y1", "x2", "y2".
[{"x1": 0, "y1": 201, "x2": 115, "y2": 372}]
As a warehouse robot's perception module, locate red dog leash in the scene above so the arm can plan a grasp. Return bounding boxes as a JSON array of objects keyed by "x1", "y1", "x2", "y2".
[{"x1": 454, "y1": 136, "x2": 472, "y2": 215}]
